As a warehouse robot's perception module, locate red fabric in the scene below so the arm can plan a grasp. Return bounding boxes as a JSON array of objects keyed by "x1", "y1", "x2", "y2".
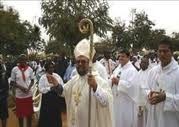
[
  {"x1": 15, "y1": 97, "x2": 33, "y2": 118},
  {"x1": 18, "y1": 65, "x2": 29, "y2": 82}
]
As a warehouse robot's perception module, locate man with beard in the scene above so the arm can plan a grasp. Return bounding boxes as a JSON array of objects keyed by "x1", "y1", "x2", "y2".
[{"x1": 48, "y1": 39, "x2": 114, "y2": 127}]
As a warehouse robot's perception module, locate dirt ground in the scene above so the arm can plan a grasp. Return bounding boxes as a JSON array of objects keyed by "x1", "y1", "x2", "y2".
[
  {"x1": 6, "y1": 109, "x2": 67, "y2": 127},
  {"x1": 6, "y1": 95, "x2": 67, "y2": 127}
]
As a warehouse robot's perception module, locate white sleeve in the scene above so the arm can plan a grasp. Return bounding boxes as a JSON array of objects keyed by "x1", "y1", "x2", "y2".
[
  {"x1": 164, "y1": 92, "x2": 179, "y2": 111},
  {"x1": 100, "y1": 65, "x2": 109, "y2": 81},
  {"x1": 38, "y1": 76, "x2": 51, "y2": 94},
  {"x1": 55, "y1": 74, "x2": 64, "y2": 86},
  {"x1": 164, "y1": 79, "x2": 179, "y2": 112},
  {"x1": 93, "y1": 85, "x2": 108, "y2": 106}
]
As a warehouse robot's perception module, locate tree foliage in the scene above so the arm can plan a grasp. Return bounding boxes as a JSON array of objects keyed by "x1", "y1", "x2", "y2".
[
  {"x1": 171, "y1": 32, "x2": 179, "y2": 51},
  {"x1": 112, "y1": 21, "x2": 132, "y2": 50},
  {"x1": 45, "y1": 40, "x2": 71, "y2": 56},
  {"x1": 130, "y1": 11, "x2": 155, "y2": 49},
  {"x1": 111, "y1": 10, "x2": 178, "y2": 51},
  {"x1": 149, "y1": 29, "x2": 169, "y2": 49},
  {"x1": 0, "y1": 4, "x2": 43, "y2": 56},
  {"x1": 40, "y1": 0, "x2": 113, "y2": 53}
]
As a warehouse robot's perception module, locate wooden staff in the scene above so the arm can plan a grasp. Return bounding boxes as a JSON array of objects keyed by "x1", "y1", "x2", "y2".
[{"x1": 78, "y1": 18, "x2": 94, "y2": 127}]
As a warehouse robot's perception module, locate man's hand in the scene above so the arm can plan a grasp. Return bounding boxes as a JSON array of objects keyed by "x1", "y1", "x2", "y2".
[
  {"x1": 111, "y1": 77, "x2": 119, "y2": 85},
  {"x1": 148, "y1": 90, "x2": 166, "y2": 105},
  {"x1": 88, "y1": 74, "x2": 97, "y2": 92}
]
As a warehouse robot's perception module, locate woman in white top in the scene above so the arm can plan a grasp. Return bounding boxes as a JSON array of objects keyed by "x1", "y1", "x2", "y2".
[{"x1": 38, "y1": 61, "x2": 64, "y2": 127}]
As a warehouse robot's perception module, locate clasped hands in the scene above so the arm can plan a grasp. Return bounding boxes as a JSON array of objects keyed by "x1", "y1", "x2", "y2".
[
  {"x1": 111, "y1": 76, "x2": 120, "y2": 86},
  {"x1": 148, "y1": 90, "x2": 166, "y2": 105},
  {"x1": 46, "y1": 74, "x2": 59, "y2": 86},
  {"x1": 19, "y1": 83, "x2": 33, "y2": 94},
  {"x1": 46, "y1": 74, "x2": 63, "y2": 93}
]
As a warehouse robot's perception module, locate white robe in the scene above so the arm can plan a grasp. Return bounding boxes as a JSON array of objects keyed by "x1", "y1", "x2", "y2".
[
  {"x1": 135, "y1": 68, "x2": 151, "y2": 127},
  {"x1": 92, "y1": 61, "x2": 108, "y2": 81},
  {"x1": 63, "y1": 72, "x2": 114, "y2": 127},
  {"x1": 111, "y1": 61, "x2": 138, "y2": 127},
  {"x1": 149, "y1": 59, "x2": 158, "y2": 69},
  {"x1": 146, "y1": 58, "x2": 179, "y2": 127},
  {"x1": 100, "y1": 58, "x2": 116, "y2": 78}
]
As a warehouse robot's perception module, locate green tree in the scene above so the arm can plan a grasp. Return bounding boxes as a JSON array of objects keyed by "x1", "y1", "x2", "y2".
[
  {"x1": 150, "y1": 29, "x2": 169, "y2": 49},
  {"x1": 130, "y1": 11, "x2": 155, "y2": 50},
  {"x1": 27, "y1": 24, "x2": 45, "y2": 52},
  {"x1": 45, "y1": 40, "x2": 71, "y2": 56},
  {"x1": 40, "y1": 0, "x2": 113, "y2": 54},
  {"x1": 172, "y1": 32, "x2": 179, "y2": 39},
  {"x1": 0, "y1": 4, "x2": 43, "y2": 56},
  {"x1": 112, "y1": 20, "x2": 132, "y2": 50},
  {"x1": 111, "y1": 10, "x2": 155, "y2": 51},
  {"x1": 172, "y1": 32, "x2": 179, "y2": 51}
]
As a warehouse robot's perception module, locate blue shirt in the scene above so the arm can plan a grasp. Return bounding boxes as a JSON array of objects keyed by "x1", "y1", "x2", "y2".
[{"x1": 63, "y1": 64, "x2": 75, "y2": 82}]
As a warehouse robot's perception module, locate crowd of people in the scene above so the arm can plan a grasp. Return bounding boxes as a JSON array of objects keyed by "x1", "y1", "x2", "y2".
[{"x1": 0, "y1": 38, "x2": 179, "y2": 127}]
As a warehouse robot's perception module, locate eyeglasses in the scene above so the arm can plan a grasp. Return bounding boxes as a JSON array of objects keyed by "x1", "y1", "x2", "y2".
[{"x1": 76, "y1": 59, "x2": 88, "y2": 64}]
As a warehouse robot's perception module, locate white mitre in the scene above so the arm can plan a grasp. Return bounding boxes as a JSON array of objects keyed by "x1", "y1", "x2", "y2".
[{"x1": 74, "y1": 39, "x2": 96, "y2": 59}]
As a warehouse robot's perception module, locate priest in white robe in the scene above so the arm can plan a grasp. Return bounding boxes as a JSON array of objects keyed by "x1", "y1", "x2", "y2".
[
  {"x1": 146, "y1": 39, "x2": 179, "y2": 127},
  {"x1": 111, "y1": 49, "x2": 138, "y2": 127},
  {"x1": 135, "y1": 56, "x2": 151, "y2": 127},
  {"x1": 49, "y1": 39, "x2": 114, "y2": 127}
]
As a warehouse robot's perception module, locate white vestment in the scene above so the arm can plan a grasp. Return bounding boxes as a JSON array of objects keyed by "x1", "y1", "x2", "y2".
[
  {"x1": 100, "y1": 58, "x2": 116, "y2": 78},
  {"x1": 135, "y1": 68, "x2": 150, "y2": 127},
  {"x1": 63, "y1": 72, "x2": 114, "y2": 127},
  {"x1": 111, "y1": 61, "x2": 138, "y2": 127},
  {"x1": 92, "y1": 61, "x2": 108, "y2": 81},
  {"x1": 146, "y1": 58, "x2": 179, "y2": 127},
  {"x1": 149, "y1": 59, "x2": 158, "y2": 69}
]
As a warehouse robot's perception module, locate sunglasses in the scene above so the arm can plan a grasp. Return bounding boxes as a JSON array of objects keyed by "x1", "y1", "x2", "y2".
[{"x1": 76, "y1": 59, "x2": 89, "y2": 64}]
